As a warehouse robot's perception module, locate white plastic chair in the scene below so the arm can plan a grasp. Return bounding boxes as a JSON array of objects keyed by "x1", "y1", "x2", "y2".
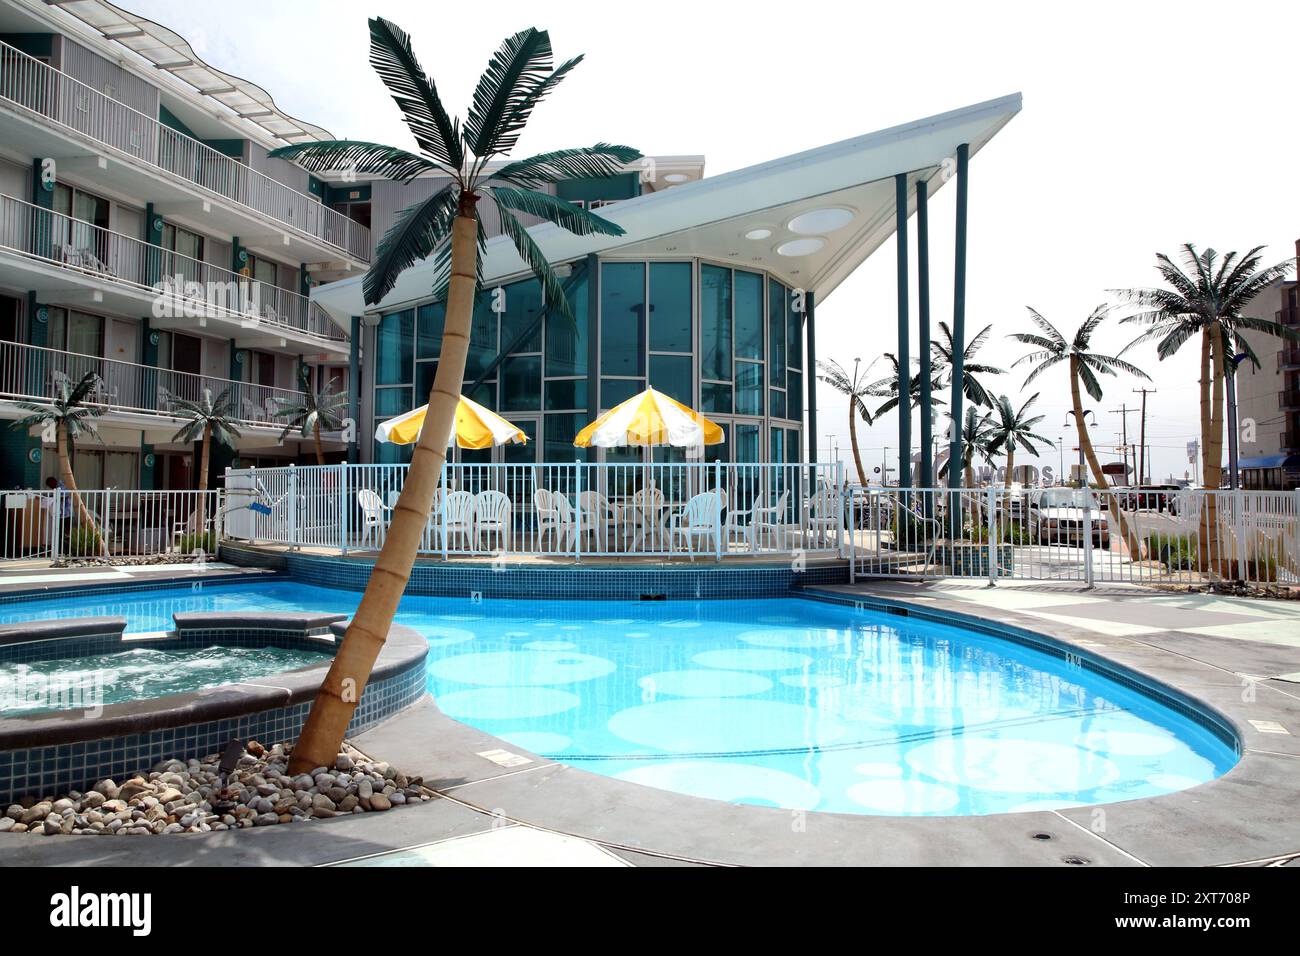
[
  {"x1": 624, "y1": 484, "x2": 666, "y2": 550},
  {"x1": 534, "y1": 489, "x2": 574, "y2": 552},
  {"x1": 552, "y1": 492, "x2": 577, "y2": 554},
  {"x1": 438, "y1": 491, "x2": 475, "y2": 552},
  {"x1": 726, "y1": 488, "x2": 791, "y2": 551},
  {"x1": 475, "y1": 490, "x2": 511, "y2": 551},
  {"x1": 806, "y1": 486, "x2": 843, "y2": 548},
  {"x1": 356, "y1": 488, "x2": 391, "y2": 548},
  {"x1": 578, "y1": 489, "x2": 620, "y2": 552},
  {"x1": 668, "y1": 491, "x2": 722, "y2": 560}
]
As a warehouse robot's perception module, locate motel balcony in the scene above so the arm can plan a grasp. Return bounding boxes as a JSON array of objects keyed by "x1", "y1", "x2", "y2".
[
  {"x1": 0, "y1": 337, "x2": 310, "y2": 432},
  {"x1": 1281, "y1": 344, "x2": 1300, "y2": 370},
  {"x1": 0, "y1": 39, "x2": 370, "y2": 266},
  {"x1": 0, "y1": 193, "x2": 348, "y2": 356},
  {"x1": 1279, "y1": 388, "x2": 1300, "y2": 411}
]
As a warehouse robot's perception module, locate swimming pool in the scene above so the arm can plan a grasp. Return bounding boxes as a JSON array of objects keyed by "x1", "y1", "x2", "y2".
[{"x1": 1, "y1": 581, "x2": 1237, "y2": 815}]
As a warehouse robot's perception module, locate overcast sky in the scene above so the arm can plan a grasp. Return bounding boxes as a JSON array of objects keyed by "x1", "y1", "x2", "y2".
[{"x1": 125, "y1": 0, "x2": 1299, "y2": 483}]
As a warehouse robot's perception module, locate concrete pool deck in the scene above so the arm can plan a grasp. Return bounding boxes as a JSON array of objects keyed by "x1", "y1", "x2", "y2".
[{"x1": 0, "y1": 579, "x2": 1297, "y2": 867}]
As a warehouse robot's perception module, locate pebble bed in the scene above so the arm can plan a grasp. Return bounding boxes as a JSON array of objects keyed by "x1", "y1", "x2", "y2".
[{"x1": 0, "y1": 741, "x2": 428, "y2": 836}]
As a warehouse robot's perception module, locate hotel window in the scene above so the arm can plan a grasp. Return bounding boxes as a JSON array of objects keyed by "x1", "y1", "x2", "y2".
[
  {"x1": 376, "y1": 309, "x2": 414, "y2": 387},
  {"x1": 246, "y1": 253, "x2": 277, "y2": 287},
  {"x1": 51, "y1": 184, "x2": 109, "y2": 264},
  {"x1": 47, "y1": 308, "x2": 103, "y2": 357},
  {"x1": 646, "y1": 262, "x2": 692, "y2": 405},
  {"x1": 161, "y1": 222, "x2": 204, "y2": 284},
  {"x1": 700, "y1": 265, "x2": 732, "y2": 413},
  {"x1": 600, "y1": 261, "x2": 645, "y2": 379},
  {"x1": 768, "y1": 278, "x2": 787, "y2": 420}
]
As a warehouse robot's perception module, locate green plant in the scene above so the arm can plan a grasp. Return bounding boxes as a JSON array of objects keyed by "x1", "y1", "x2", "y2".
[
  {"x1": 64, "y1": 523, "x2": 105, "y2": 557},
  {"x1": 1146, "y1": 532, "x2": 1197, "y2": 570},
  {"x1": 178, "y1": 531, "x2": 216, "y2": 554}
]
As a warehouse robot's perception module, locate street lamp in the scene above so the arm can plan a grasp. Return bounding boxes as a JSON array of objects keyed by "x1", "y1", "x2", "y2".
[{"x1": 1064, "y1": 409, "x2": 1095, "y2": 488}]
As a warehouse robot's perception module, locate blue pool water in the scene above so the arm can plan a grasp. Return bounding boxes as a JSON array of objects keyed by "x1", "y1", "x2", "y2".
[{"x1": 0, "y1": 581, "x2": 1237, "y2": 815}]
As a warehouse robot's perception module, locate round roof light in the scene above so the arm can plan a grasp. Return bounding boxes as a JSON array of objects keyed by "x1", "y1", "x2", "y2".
[
  {"x1": 744, "y1": 228, "x2": 773, "y2": 240},
  {"x1": 663, "y1": 173, "x2": 689, "y2": 183},
  {"x1": 787, "y1": 207, "x2": 855, "y2": 235},
  {"x1": 776, "y1": 237, "x2": 826, "y2": 257}
]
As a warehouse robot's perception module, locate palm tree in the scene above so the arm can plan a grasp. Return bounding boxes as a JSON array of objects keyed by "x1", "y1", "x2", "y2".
[
  {"x1": 1009, "y1": 305, "x2": 1150, "y2": 556},
  {"x1": 268, "y1": 19, "x2": 639, "y2": 773},
  {"x1": 931, "y1": 321, "x2": 1004, "y2": 409},
  {"x1": 939, "y1": 405, "x2": 995, "y2": 489},
  {"x1": 274, "y1": 371, "x2": 348, "y2": 465},
  {"x1": 816, "y1": 357, "x2": 876, "y2": 485},
  {"x1": 868, "y1": 353, "x2": 945, "y2": 485},
  {"x1": 1114, "y1": 244, "x2": 1294, "y2": 494},
  {"x1": 167, "y1": 388, "x2": 241, "y2": 535},
  {"x1": 986, "y1": 393, "x2": 1051, "y2": 488},
  {"x1": 11, "y1": 371, "x2": 107, "y2": 556}
]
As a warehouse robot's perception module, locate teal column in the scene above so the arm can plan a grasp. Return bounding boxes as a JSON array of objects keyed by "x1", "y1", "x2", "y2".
[
  {"x1": 12, "y1": 293, "x2": 46, "y2": 487},
  {"x1": 230, "y1": 346, "x2": 244, "y2": 382},
  {"x1": 895, "y1": 173, "x2": 910, "y2": 490},
  {"x1": 140, "y1": 441, "x2": 157, "y2": 489},
  {"x1": 143, "y1": 203, "x2": 163, "y2": 287},
  {"x1": 348, "y1": 315, "x2": 360, "y2": 463},
  {"x1": 916, "y1": 177, "x2": 933, "y2": 490},
  {"x1": 946, "y1": 144, "x2": 970, "y2": 493},
  {"x1": 299, "y1": 264, "x2": 311, "y2": 298},
  {"x1": 805, "y1": 291, "x2": 818, "y2": 487},
  {"x1": 30, "y1": 159, "x2": 54, "y2": 261},
  {"x1": 583, "y1": 252, "x2": 600, "y2": 463}
]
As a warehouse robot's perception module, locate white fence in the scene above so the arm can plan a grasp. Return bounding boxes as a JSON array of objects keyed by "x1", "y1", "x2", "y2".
[
  {"x1": 1, "y1": 488, "x2": 221, "y2": 562},
  {"x1": 847, "y1": 486, "x2": 1300, "y2": 588},
  {"x1": 224, "y1": 461, "x2": 845, "y2": 560}
]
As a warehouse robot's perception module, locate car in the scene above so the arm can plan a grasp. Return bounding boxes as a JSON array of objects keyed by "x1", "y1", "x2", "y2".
[{"x1": 1026, "y1": 488, "x2": 1110, "y2": 546}]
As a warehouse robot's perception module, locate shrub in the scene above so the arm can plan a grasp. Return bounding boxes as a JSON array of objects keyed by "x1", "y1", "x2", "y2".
[
  {"x1": 1146, "y1": 532, "x2": 1197, "y2": 570},
  {"x1": 178, "y1": 531, "x2": 216, "y2": 555},
  {"x1": 64, "y1": 524, "x2": 104, "y2": 557}
]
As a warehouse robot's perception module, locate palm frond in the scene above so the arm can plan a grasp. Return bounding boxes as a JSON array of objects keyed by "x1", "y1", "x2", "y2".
[
  {"x1": 364, "y1": 184, "x2": 458, "y2": 306},
  {"x1": 464, "y1": 28, "x2": 555, "y2": 158},
  {"x1": 486, "y1": 185, "x2": 625, "y2": 237},
  {"x1": 492, "y1": 144, "x2": 642, "y2": 188},
  {"x1": 495, "y1": 204, "x2": 573, "y2": 326},
  {"x1": 367, "y1": 17, "x2": 463, "y2": 170},
  {"x1": 267, "y1": 141, "x2": 436, "y2": 183}
]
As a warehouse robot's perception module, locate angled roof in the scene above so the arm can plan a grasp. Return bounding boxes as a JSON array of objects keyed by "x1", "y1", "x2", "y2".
[{"x1": 312, "y1": 92, "x2": 1022, "y2": 325}]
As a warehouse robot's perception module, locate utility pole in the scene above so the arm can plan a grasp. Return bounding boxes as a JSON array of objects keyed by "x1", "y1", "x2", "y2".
[
  {"x1": 1133, "y1": 388, "x2": 1156, "y2": 484},
  {"x1": 1109, "y1": 405, "x2": 1135, "y2": 485}
]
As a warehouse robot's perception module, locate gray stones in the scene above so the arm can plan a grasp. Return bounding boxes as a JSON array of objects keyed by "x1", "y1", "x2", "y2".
[{"x1": 1, "y1": 741, "x2": 423, "y2": 838}]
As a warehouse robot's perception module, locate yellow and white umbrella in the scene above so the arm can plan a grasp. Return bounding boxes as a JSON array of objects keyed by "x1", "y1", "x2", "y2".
[
  {"x1": 375, "y1": 394, "x2": 527, "y2": 449},
  {"x1": 574, "y1": 387, "x2": 725, "y2": 449}
]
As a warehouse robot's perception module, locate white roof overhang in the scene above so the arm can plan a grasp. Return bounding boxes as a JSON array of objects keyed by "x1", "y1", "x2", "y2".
[{"x1": 312, "y1": 92, "x2": 1021, "y2": 327}]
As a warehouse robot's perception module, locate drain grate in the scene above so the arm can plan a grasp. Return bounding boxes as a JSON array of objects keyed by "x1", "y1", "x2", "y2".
[{"x1": 1061, "y1": 855, "x2": 1091, "y2": 866}]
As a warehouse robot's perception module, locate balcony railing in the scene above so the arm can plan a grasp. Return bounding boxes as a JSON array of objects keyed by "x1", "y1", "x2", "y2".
[
  {"x1": 1279, "y1": 305, "x2": 1298, "y2": 327},
  {"x1": 1280, "y1": 388, "x2": 1300, "y2": 410},
  {"x1": 0, "y1": 339, "x2": 301, "y2": 428},
  {"x1": 0, "y1": 40, "x2": 370, "y2": 262},
  {"x1": 0, "y1": 193, "x2": 345, "y2": 344},
  {"x1": 1282, "y1": 344, "x2": 1300, "y2": 369}
]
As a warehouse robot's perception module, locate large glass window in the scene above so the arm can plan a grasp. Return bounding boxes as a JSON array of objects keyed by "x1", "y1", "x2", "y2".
[
  {"x1": 601, "y1": 377, "x2": 644, "y2": 408},
  {"x1": 700, "y1": 381, "x2": 732, "y2": 414},
  {"x1": 787, "y1": 371, "x2": 802, "y2": 420},
  {"x1": 545, "y1": 378, "x2": 587, "y2": 411},
  {"x1": 545, "y1": 413, "x2": 588, "y2": 462},
  {"x1": 787, "y1": 289, "x2": 803, "y2": 371},
  {"x1": 700, "y1": 265, "x2": 732, "y2": 382},
  {"x1": 735, "y1": 360, "x2": 762, "y2": 416},
  {"x1": 499, "y1": 277, "x2": 543, "y2": 354},
  {"x1": 735, "y1": 423, "x2": 761, "y2": 463},
  {"x1": 417, "y1": 302, "x2": 444, "y2": 360},
  {"x1": 466, "y1": 293, "x2": 499, "y2": 382},
  {"x1": 600, "y1": 262, "x2": 645, "y2": 376},
  {"x1": 768, "y1": 279, "x2": 787, "y2": 381},
  {"x1": 649, "y1": 354, "x2": 691, "y2": 405},
  {"x1": 734, "y1": 271, "x2": 763, "y2": 359},
  {"x1": 501, "y1": 355, "x2": 541, "y2": 411},
  {"x1": 545, "y1": 269, "x2": 588, "y2": 377},
  {"x1": 375, "y1": 309, "x2": 413, "y2": 386},
  {"x1": 649, "y1": 262, "x2": 691, "y2": 353}
]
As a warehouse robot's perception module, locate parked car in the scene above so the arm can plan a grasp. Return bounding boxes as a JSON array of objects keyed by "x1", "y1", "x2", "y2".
[
  {"x1": 1113, "y1": 484, "x2": 1182, "y2": 513},
  {"x1": 1026, "y1": 488, "x2": 1109, "y2": 546}
]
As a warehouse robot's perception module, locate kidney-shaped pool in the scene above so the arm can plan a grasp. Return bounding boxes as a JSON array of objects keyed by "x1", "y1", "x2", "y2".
[{"x1": 1, "y1": 580, "x2": 1237, "y2": 816}]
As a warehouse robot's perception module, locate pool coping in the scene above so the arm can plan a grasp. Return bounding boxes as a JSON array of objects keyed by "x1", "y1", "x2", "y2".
[{"x1": 1, "y1": 582, "x2": 1297, "y2": 866}]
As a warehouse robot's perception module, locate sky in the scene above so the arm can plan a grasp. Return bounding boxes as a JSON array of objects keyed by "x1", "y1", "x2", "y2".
[{"x1": 123, "y1": 0, "x2": 1299, "y2": 483}]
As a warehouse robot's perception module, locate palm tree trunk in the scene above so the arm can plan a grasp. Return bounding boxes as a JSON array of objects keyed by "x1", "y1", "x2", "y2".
[
  {"x1": 1200, "y1": 323, "x2": 1227, "y2": 575},
  {"x1": 847, "y1": 398, "x2": 867, "y2": 486},
  {"x1": 1070, "y1": 356, "x2": 1142, "y2": 559},
  {"x1": 289, "y1": 208, "x2": 479, "y2": 774},
  {"x1": 314, "y1": 420, "x2": 325, "y2": 466},
  {"x1": 1004, "y1": 448, "x2": 1015, "y2": 489},
  {"x1": 196, "y1": 422, "x2": 211, "y2": 535},
  {"x1": 56, "y1": 421, "x2": 105, "y2": 557}
]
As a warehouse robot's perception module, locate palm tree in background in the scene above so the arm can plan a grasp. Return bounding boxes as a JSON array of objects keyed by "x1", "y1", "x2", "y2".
[
  {"x1": 274, "y1": 370, "x2": 348, "y2": 465},
  {"x1": 867, "y1": 353, "x2": 945, "y2": 484},
  {"x1": 167, "y1": 388, "x2": 241, "y2": 538},
  {"x1": 12, "y1": 371, "x2": 107, "y2": 556},
  {"x1": 939, "y1": 405, "x2": 995, "y2": 490},
  {"x1": 1114, "y1": 244, "x2": 1294, "y2": 494},
  {"x1": 1009, "y1": 305, "x2": 1150, "y2": 556},
  {"x1": 986, "y1": 393, "x2": 1051, "y2": 488},
  {"x1": 931, "y1": 321, "x2": 1004, "y2": 410},
  {"x1": 268, "y1": 19, "x2": 640, "y2": 772},
  {"x1": 816, "y1": 357, "x2": 876, "y2": 485}
]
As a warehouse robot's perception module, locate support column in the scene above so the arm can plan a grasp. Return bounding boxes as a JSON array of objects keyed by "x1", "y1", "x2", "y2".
[
  {"x1": 348, "y1": 315, "x2": 361, "y2": 464},
  {"x1": 895, "y1": 174, "x2": 910, "y2": 489},
  {"x1": 805, "y1": 290, "x2": 818, "y2": 487},
  {"x1": 583, "y1": 252, "x2": 600, "y2": 463},
  {"x1": 947, "y1": 143, "x2": 970, "y2": 492},
  {"x1": 916, "y1": 178, "x2": 933, "y2": 490}
]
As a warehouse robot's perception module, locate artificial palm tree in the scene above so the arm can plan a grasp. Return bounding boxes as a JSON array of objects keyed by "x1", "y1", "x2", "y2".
[
  {"x1": 274, "y1": 370, "x2": 348, "y2": 465},
  {"x1": 268, "y1": 19, "x2": 639, "y2": 773},
  {"x1": 816, "y1": 357, "x2": 876, "y2": 485},
  {"x1": 867, "y1": 353, "x2": 945, "y2": 485},
  {"x1": 11, "y1": 371, "x2": 107, "y2": 556},
  {"x1": 167, "y1": 388, "x2": 241, "y2": 534},
  {"x1": 1009, "y1": 305, "x2": 1149, "y2": 556},
  {"x1": 939, "y1": 406, "x2": 994, "y2": 487},
  {"x1": 931, "y1": 321, "x2": 1004, "y2": 409},
  {"x1": 986, "y1": 393, "x2": 1051, "y2": 489},
  {"x1": 1115, "y1": 244, "x2": 1294, "y2": 494}
]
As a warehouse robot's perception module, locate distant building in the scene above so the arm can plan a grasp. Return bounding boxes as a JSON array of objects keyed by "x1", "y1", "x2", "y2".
[{"x1": 1235, "y1": 248, "x2": 1299, "y2": 490}]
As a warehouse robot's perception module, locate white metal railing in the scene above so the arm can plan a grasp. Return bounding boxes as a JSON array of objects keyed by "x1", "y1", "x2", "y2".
[
  {"x1": 223, "y1": 461, "x2": 846, "y2": 560},
  {"x1": 846, "y1": 486, "x2": 1300, "y2": 588},
  {"x1": 0, "y1": 193, "x2": 343, "y2": 343},
  {"x1": 1, "y1": 488, "x2": 221, "y2": 562},
  {"x1": 0, "y1": 40, "x2": 370, "y2": 262},
  {"x1": 0, "y1": 339, "x2": 302, "y2": 428}
]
